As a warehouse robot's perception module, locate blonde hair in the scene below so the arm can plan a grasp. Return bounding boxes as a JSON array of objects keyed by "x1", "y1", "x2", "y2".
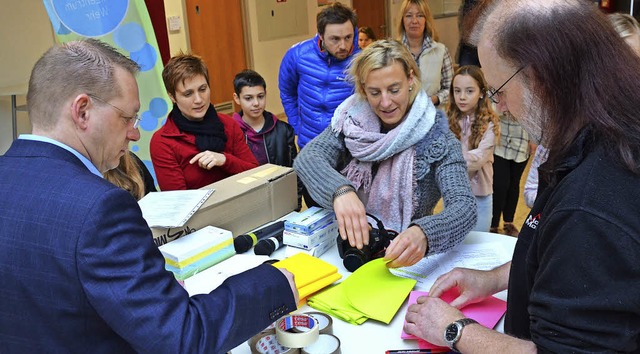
[
  {"x1": 609, "y1": 13, "x2": 640, "y2": 39},
  {"x1": 103, "y1": 152, "x2": 146, "y2": 201},
  {"x1": 446, "y1": 65, "x2": 500, "y2": 149},
  {"x1": 397, "y1": 0, "x2": 439, "y2": 42},
  {"x1": 349, "y1": 39, "x2": 422, "y2": 102}
]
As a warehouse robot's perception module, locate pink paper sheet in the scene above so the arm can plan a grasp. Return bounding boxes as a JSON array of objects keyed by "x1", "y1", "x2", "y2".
[{"x1": 401, "y1": 288, "x2": 507, "y2": 350}]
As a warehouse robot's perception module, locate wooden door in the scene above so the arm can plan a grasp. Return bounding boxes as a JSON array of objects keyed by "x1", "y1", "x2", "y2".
[
  {"x1": 352, "y1": 0, "x2": 387, "y2": 40},
  {"x1": 185, "y1": 0, "x2": 246, "y2": 112}
]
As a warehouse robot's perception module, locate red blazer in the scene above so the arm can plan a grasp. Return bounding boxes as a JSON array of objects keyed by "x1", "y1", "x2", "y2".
[{"x1": 150, "y1": 112, "x2": 258, "y2": 190}]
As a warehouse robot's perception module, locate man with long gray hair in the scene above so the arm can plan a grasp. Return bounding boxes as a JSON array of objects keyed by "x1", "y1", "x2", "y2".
[{"x1": 404, "y1": 1, "x2": 640, "y2": 352}]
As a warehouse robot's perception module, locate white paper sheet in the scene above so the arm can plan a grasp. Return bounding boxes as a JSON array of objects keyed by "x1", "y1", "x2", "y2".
[
  {"x1": 390, "y1": 241, "x2": 512, "y2": 290},
  {"x1": 138, "y1": 189, "x2": 214, "y2": 228}
]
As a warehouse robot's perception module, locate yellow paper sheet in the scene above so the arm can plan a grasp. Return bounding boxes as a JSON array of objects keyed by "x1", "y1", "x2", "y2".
[
  {"x1": 307, "y1": 284, "x2": 368, "y2": 325},
  {"x1": 342, "y1": 258, "x2": 416, "y2": 324},
  {"x1": 299, "y1": 272, "x2": 343, "y2": 300},
  {"x1": 307, "y1": 258, "x2": 416, "y2": 325},
  {"x1": 273, "y1": 253, "x2": 342, "y2": 292}
]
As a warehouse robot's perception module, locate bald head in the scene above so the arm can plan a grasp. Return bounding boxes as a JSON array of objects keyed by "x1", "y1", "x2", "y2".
[{"x1": 467, "y1": 0, "x2": 583, "y2": 48}]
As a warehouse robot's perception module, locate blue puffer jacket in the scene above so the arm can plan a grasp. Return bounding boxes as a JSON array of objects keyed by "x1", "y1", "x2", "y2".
[{"x1": 279, "y1": 33, "x2": 360, "y2": 149}]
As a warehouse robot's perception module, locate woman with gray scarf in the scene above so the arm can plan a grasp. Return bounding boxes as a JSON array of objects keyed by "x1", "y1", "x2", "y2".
[{"x1": 294, "y1": 39, "x2": 476, "y2": 268}]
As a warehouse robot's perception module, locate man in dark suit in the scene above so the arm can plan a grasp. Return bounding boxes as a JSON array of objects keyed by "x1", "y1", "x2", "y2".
[{"x1": 0, "y1": 39, "x2": 298, "y2": 353}]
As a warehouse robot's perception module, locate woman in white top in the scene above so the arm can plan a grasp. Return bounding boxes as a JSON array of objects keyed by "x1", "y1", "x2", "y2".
[{"x1": 397, "y1": 0, "x2": 454, "y2": 107}]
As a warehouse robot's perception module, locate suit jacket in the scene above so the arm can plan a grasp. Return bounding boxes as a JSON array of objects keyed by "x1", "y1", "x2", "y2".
[{"x1": 0, "y1": 139, "x2": 295, "y2": 353}]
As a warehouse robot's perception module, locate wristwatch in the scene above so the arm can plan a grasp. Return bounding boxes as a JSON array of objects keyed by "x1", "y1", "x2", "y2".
[{"x1": 444, "y1": 318, "x2": 478, "y2": 352}]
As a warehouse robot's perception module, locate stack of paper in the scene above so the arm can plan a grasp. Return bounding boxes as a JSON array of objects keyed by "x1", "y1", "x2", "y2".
[
  {"x1": 401, "y1": 288, "x2": 507, "y2": 350},
  {"x1": 138, "y1": 189, "x2": 214, "y2": 228},
  {"x1": 307, "y1": 258, "x2": 416, "y2": 325},
  {"x1": 273, "y1": 253, "x2": 342, "y2": 300},
  {"x1": 159, "y1": 226, "x2": 235, "y2": 280}
]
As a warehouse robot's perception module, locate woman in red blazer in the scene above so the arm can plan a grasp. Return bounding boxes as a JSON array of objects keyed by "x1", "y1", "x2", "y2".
[{"x1": 151, "y1": 54, "x2": 258, "y2": 190}]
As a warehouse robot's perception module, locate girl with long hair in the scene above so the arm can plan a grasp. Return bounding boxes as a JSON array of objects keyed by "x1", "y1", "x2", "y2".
[{"x1": 447, "y1": 65, "x2": 499, "y2": 232}]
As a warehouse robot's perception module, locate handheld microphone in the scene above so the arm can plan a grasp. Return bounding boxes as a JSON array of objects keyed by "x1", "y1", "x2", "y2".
[
  {"x1": 234, "y1": 220, "x2": 286, "y2": 253},
  {"x1": 254, "y1": 233, "x2": 284, "y2": 256}
]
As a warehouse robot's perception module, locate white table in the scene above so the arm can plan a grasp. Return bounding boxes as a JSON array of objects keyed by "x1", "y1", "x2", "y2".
[
  {"x1": 0, "y1": 84, "x2": 28, "y2": 140},
  {"x1": 185, "y1": 231, "x2": 517, "y2": 353}
]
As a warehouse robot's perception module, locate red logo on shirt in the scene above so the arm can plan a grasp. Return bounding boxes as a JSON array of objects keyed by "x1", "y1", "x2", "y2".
[{"x1": 525, "y1": 213, "x2": 541, "y2": 230}]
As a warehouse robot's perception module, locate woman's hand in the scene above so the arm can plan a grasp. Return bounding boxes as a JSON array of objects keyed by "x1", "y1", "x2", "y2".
[
  {"x1": 384, "y1": 225, "x2": 428, "y2": 268},
  {"x1": 333, "y1": 191, "x2": 369, "y2": 250},
  {"x1": 404, "y1": 295, "x2": 464, "y2": 346},
  {"x1": 190, "y1": 150, "x2": 226, "y2": 170}
]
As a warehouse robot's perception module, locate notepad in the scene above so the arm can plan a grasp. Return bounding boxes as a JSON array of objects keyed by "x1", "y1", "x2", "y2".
[
  {"x1": 273, "y1": 253, "x2": 342, "y2": 300},
  {"x1": 138, "y1": 189, "x2": 214, "y2": 228},
  {"x1": 401, "y1": 288, "x2": 507, "y2": 350},
  {"x1": 159, "y1": 226, "x2": 235, "y2": 280}
]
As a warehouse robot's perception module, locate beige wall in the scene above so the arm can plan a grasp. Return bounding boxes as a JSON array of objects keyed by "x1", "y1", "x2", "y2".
[
  {"x1": 0, "y1": 1, "x2": 56, "y2": 154},
  {"x1": 163, "y1": 0, "x2": 190, "y2": 55}
]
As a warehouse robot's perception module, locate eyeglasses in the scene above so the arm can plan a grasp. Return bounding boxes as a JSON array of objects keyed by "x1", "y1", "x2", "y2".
[
  {"x1": 487, "y1": 66, "x2": 525, "y2": 104},
  {"x1": 88, "y1": 94, "x2": 141, "y2": 129}
]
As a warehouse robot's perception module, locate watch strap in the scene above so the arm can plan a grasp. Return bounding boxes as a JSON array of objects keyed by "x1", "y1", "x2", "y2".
[{"x1": 449, "y1": 318, "x2": 478, "y2": 352}]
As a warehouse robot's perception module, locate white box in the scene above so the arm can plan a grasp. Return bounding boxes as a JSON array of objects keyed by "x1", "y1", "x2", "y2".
[
  {"x1": 284, "y1": 206, "x2": 335, "y2": 235},
  {"x1": 283, "y1": 220, "x2": 338, "y2": 249},
  {"x1": 285, "y1": 237, "x2": 336, "y2": 258}
]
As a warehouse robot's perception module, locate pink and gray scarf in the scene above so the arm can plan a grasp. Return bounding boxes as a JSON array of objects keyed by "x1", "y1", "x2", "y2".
[{"x1": 331, "y1": 90, "x2": 436, "y2": 231}]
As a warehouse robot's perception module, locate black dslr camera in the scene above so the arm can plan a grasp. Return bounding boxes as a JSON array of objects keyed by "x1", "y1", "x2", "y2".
[{"x1": 337, "y1": 213, "x2": 398, "y2": 272}]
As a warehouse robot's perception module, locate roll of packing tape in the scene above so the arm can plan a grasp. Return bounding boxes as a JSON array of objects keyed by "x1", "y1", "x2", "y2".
[
  {"x1": 251, "y1": 333, "x2": 300, "y2": 354},
  {"x1": 248, "y1": 322, "x2": 277, "y2": 350},
  {"x1": 304, "y1": 312, "x2": 333, "y2": 335},
  {"x1": 275, "y1": 314, "x2": 320, "y2": 348},
  {"x1": 301, "y1": 334, "x2": 341, "y2": 354}
]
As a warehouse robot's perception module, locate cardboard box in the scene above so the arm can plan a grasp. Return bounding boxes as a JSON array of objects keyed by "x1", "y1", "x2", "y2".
[{"x1": 151, "y1": 164, "x2": 297, "y2": 246}]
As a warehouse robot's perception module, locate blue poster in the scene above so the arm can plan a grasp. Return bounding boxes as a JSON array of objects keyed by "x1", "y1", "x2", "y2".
[{"x1": 42, "y1": 0, "x2": 171, "y2": 182}]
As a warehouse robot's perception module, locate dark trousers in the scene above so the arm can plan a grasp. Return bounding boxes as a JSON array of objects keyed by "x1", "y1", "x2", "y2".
[{"x1": 491, "y1": 155, "x2": 528, "y2": 227}]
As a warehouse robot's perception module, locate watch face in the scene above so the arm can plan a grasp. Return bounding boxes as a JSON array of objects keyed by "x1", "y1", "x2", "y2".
[{"x1": 445, "y1": 323, "x2": 459, "y2": 342}]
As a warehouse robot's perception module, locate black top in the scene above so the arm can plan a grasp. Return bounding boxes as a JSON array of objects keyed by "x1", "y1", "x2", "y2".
[{"x1": 505, "y1": 130, "x2": 640, "y2": 352}]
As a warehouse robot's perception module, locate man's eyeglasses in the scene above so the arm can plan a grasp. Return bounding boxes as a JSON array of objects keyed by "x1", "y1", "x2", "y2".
[
  {"x1": 487, "y1": 66, "x2": 525, "y2": 104},
  {"x1": 88, "y1": 94, "x2": 141, "y2": 129}
]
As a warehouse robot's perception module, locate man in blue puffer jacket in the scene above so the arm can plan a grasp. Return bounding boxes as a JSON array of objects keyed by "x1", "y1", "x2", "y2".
[{"x1": 279, "y1": 2, "x2": 360, "y2": 149}]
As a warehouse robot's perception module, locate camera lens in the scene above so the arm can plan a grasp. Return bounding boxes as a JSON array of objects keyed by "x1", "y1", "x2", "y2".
[{"x1": 343, "y1": 252, "x2": 367, "y2": 272}]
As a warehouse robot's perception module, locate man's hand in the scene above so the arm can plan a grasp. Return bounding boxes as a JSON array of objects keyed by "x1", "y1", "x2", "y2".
[
  {"x1": 429, "y1": 265, "x2": 508, "y2": 308},
  {"x1": 404, "y1": 295, "x2": 464, "y2": 346},
  {"x1": 278, "y1": 268, "x2": 299, "y2": 305},
  {"x1": 190, "y1": 150, "x2": 226, "y2": 170}
]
